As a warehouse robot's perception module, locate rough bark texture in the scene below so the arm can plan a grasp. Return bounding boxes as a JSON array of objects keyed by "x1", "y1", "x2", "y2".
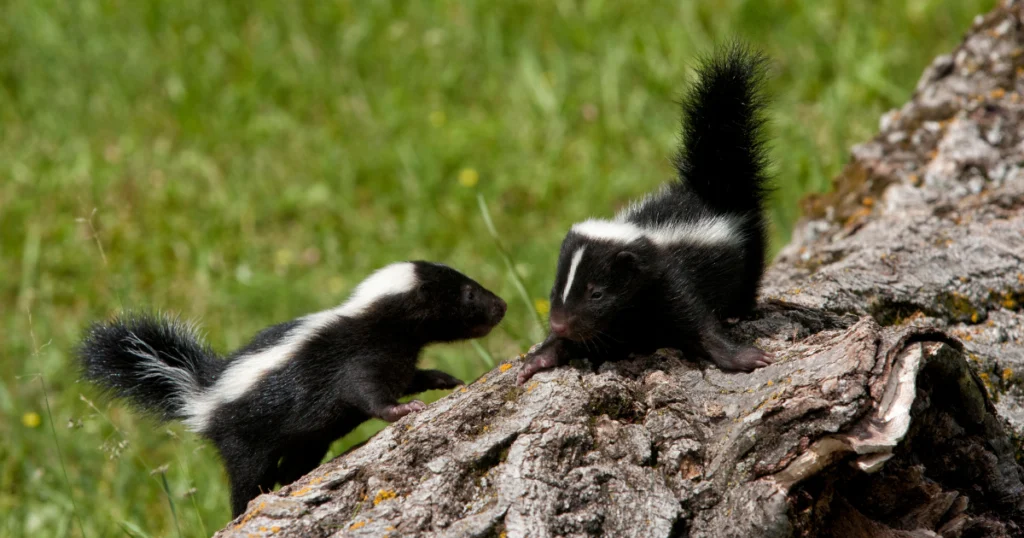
[{"x1": 219, "y1": 3, "x2": 1024, "y2": 536}]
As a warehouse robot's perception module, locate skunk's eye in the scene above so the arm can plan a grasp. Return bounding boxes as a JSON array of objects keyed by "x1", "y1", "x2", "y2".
[{"x1": 590, "y1": 290, "x2": 604, "y2": 301}]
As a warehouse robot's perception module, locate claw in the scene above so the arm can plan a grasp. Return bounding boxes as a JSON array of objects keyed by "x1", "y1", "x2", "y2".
[
  {"x1": 379, "y1": 400, "x2": 427, "y2": 422},
  {"x1": 517, "y1": 349, "x2": 562, "y2": 385},
  {"x1": 427, "y1": 371, "x2": 463, "y2": 390},
  {"x1": 710, "y1": 346, "x2": 773, "y2": 372}
]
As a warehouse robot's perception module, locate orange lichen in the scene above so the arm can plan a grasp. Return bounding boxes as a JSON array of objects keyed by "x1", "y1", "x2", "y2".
[
  {"x1": 1002, "y1": 368, "x2": 1014, "y2": 381},
  {"x1": 373, "y1": 489, "x2": 397, "y2": 505},
  {"x1": 843, "y1": 206, "x2": 872, "y2": 228},
  {"x1": 349, "y1": 520, "x2": 366, "y2": 530},
  {"x1": 290, "y1": 487, "x2": 311, "y2": 497},
  {"x1": 991, "y1": 88, "x2": 1007, "y2": 99},
  {"x1": 234, "y1": 501, "x2": 267, "y2": 529},
  {"x1": 499, "y1": 363, "x2": 512, "y2": 373}
]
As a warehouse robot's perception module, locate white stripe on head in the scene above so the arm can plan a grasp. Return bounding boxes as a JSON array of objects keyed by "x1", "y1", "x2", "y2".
[
  {"x1": 562, "y1": 247, "x2": 586, "y2": 303},
  {"x1": 336, "y1": 262, "x2": 420, "y2": 317},
  {"x1": 572, "y1": 215, "x2": 742, "y2": 247},
  {"x1": 182, "y1": 262, "x2": 419, "y2": 433},
  {"x1": 572, "y1": 219, "x2": 645, "y2": 244}
]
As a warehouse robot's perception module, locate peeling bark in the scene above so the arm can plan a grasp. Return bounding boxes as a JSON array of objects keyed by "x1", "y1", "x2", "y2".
[{"x1": 218, "y1": 2, "x2": 1024, "y2": 536}]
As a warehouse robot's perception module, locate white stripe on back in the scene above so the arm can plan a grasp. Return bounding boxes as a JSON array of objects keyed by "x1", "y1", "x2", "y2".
[
  {"x1": 562, "y1": 247, "x2": 586, "y2": 303},
  {"x1": 181, "y1": 262, "x2": 419, "y2": 433}
]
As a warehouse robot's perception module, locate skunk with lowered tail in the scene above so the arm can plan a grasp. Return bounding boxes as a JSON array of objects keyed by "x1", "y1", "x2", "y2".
[
  {"x1": 79, "y1": 261, "x2": 506, "y2": 517},
  {"x1": 519, "y1": 44, "x2": 774, "y2": 385}
]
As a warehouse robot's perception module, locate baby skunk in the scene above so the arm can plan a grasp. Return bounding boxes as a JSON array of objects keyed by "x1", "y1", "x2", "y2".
[
  {"x1": 519, "y1": 44, "x2": 773, "y2": 385},
  {"x1": 79, "y1": 261, "x2": 506, "y2": 517}
]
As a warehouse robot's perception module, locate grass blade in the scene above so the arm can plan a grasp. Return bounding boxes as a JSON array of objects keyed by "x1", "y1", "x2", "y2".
[
  {"x1": 159, "y1": 473, "x2": 182, "y2": 538},
  {"x1": 174, "y1": 451, "x2": 208, "y2": 538},
  {"x1": 39, "y1": 376, "x2": 87, "y2": 538},
  {"x1": 117, "y1": 520, "x2": 153, "y2": 538},
  {"x1": 470, "y1": 340, "x2": 496, "y2": 369},
  {"x1": 476, "y1": 192, "x2": 546, "y2": 340}
]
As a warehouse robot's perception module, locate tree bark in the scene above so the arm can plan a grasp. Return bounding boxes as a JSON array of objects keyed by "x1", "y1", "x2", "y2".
[{"x1": 218, "y1": 2, "x2": 1024, "y2": 536}]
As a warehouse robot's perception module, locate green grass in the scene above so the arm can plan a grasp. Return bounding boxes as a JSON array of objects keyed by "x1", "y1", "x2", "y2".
[{"x1": 0, "y1": 0, "x2": 993, "y2": 535}]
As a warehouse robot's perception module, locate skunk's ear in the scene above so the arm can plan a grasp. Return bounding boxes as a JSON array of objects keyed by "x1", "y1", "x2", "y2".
[
  {"x1": 615, "y1": 250, "x2": 640, "y2": 269},
  {"x1": 615, "y1": 250, "x2": 650, "y2": 276}
]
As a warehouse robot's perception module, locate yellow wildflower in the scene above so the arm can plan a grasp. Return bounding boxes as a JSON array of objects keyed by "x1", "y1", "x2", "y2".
[
  {"x1": 22, "y1": 412, "x2": 41, "y2": 428},
  {"x1": 534, "y1": 298, "x2": 550, "y2": 316},
  {"x1": 458, "y1": 168, "x2": 479, "y2": 188}
]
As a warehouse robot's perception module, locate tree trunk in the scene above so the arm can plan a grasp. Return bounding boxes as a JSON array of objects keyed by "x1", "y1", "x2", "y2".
[{"x1": 218, "y1": 2, "x2": 1024, "y2": 536}]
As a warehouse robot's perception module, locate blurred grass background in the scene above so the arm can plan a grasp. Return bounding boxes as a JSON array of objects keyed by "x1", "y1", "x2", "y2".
[{"x1": 0, "y1": 0, "x2": 994, "y2": 535}]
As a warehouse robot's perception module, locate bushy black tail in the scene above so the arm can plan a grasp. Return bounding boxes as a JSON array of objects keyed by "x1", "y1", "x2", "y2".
[
  {"x1": 674, "y1": 43, "x2": 771, "y2": 214},
  {"x1": 78, "y1": 312, "x2": 222, "y2": 422}
]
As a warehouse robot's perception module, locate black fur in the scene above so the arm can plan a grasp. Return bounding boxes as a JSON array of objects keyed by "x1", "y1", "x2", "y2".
[
  {"x1": 519, "y1": 44, "x2": 773, "y2": 384},
  {"x1": 78, "y1": 261, "x2": 506, "y2": 517}
]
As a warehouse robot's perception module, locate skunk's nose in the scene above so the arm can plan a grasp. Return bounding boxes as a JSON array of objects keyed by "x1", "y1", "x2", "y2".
[
  {"x1": 549, "y1": 310, "x2": 572, "y2": 337},
  {"x1": 491, "y1": 298, "x2": 507, "y2": 320}
]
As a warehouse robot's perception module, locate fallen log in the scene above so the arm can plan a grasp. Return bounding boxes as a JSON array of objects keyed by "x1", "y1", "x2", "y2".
[{"x1": 219, "y1": 2, "x2": 1024, "y2": 536}]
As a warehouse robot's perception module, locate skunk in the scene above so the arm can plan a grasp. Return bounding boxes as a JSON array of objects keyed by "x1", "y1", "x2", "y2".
[
  {"x1": 519, "y1": 44, "x2": 773, "y2": 385},
  {"x1": 78, "y1": 261, "x2": 506, "y2": 517}
]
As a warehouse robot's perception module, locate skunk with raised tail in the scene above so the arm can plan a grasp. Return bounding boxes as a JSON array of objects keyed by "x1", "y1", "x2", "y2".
[
  {"x1": 519, "y1": 44, "x2": 774, "y2": 385},
  {"x1": 79, "y1": 261, "x2": 506, "y2": 517}
]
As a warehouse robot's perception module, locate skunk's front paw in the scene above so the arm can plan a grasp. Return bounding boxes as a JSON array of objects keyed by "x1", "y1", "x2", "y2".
[
  {"x1": 420, "y1": 369, "x2": 464, "y2": 390},
  {"x1": 711, "y1": 345, "x2": 774, "y2": 372},
  {"x1": 517, "y1": 349, "x2": 561, "y2": 385},
  {"x1": 379, "y1": 400, "x2": 427, "y2": 422}
]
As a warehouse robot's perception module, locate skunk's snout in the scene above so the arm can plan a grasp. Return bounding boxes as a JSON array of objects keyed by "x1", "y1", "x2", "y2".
[
  {"x1": 490, "y1": 297, "x2": 507, "y2": 323},
  {"x1": 549, "y1": 310, "x2": 573, "y2": 338}
]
